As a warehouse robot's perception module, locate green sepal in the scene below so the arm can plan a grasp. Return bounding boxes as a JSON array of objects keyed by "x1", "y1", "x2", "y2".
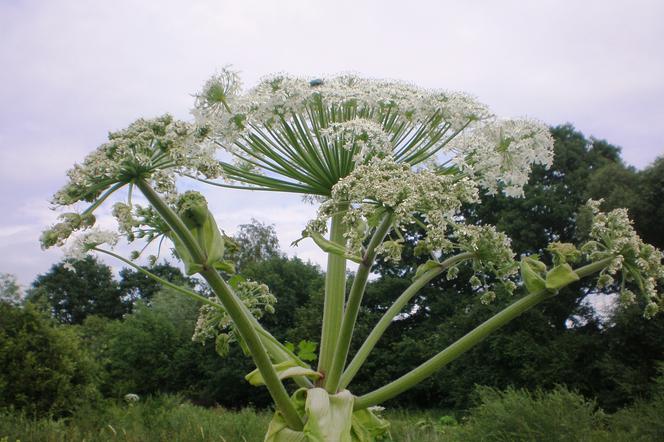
[
  {"x1": 265, "y1": 388, "x2": 391, "y2": 442},
  {"x1": 171, "y1": 234, "x2": 204, "y2": 275},
  {"x1": 545, "y1": 263, "x2": 580, "y2": 290},
  {"x1": 309, "y1": 232, "x2": 362, "y2": 263},
  {"x1": 214, "y1": 260, "x2": 236, "y2": 274},
  {"x1": 303, "y1": 389, "x2": 354, "y2": 441},
  {"x1": 174, "y1": 192, "x2": 228, "y2": 273},
  {"x1": 215, "y1": 333, "x2": 231, "y2": 357},
  {"x1": 520, "y1": 257, "x2": 546, "y2": 293},
  {"x1": 414, "y1": 260, "x2": 441, "y2": 281},
  {"x1": 245, "y1": 361, "x2": 321, "y2": 386}
]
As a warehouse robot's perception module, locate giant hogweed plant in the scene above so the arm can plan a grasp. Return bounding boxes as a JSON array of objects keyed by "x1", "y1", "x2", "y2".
[{"x1": 42, "y1": 69, "x2": 664, "y2": 441}]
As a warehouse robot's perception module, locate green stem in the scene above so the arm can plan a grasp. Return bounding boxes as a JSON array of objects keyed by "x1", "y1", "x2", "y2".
[
  {"x1": 135, "y1": 180, "x2": 304, "y2": 430},
  {"x1": 317, "y1": 207, "x2": 348, "y2": 380},
  {"x1": 82, "y1": 182, "x2": 125, "y2": 216},
  {"x1": 93, "y1": 246, "x2": 312, "y2": 388},
  {"x1": 325, "y1": 213, "x2": 394, "y2": 392},
  {"x1": 340, "y1": 251, "x2": 474, "y2": 389},
  {"x1": 353, "y1": 257, "x2": 614, "y2": 410},
  {"x1": 93, "y1": 247, "x2": 212, "y2": 305}
]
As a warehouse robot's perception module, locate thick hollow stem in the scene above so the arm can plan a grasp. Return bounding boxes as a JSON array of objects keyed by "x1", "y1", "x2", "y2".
[
  {"x1": 135, "y1": 180, "x2": 304, "y2": 430},
  {"x1": 353, "y1": 257, "x2": 614, "y2": 410},
  {"x1": 325, "y1": 213, "x2": 394, "y2": 392},
  {"x1": 317, "y1": 208, "x2": 348, "y2": 379},
  {"x1": 94, "y1": 247, "x2": 313, "y2": 389},
  {"x1": 340, "y1": 251, "x2": 474, "y2": 389}
]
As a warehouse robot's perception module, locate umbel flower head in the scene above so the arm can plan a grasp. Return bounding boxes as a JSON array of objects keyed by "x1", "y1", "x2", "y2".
[
  {"x1": 193, "y1": 70, "x2": 554, "y2": 197},
  {"x1": 41, "y1": 115, "x2": 222, "y2": 250}
]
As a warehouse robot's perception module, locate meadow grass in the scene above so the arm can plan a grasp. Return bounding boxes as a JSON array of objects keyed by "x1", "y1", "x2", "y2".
[{"x1": 0, "y1": 395, "x2": 450, "y2": 442}]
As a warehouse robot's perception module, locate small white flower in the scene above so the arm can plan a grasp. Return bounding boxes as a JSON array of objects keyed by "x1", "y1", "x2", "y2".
[{"x1": 64, "y1": 229, "x2": 119, "y2": 260}]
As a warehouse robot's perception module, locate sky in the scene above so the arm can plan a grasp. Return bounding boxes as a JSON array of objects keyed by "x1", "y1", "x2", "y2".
[{"x1": 1, "y1": 0, "x2": 663, "y2": 288}]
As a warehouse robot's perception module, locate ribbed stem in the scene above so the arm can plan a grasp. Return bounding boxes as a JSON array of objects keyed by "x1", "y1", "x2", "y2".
[
  {"x1": 135, "y1": 180, "x2": 304, "y2": 430},
  {"x1": 317, "y1": 208, "x2": 348, "y2": 379},
  {"x1": 340, "y1": 252, "x2": 474, "y2": 389},
  {"x1": 354, "y1": 257, "x2": 614, "y2": 410},
  {"x1": 325, "y1": 213, "x2": 394, "y2": 392}
]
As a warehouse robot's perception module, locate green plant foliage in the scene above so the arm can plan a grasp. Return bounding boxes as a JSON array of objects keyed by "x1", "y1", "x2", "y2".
[
  {"x1": 0, "y1": 302, "x2": 100, "y2": 417},
  {"x1": 26, "y1": 256, "x2": 127, "y2": 324},
  {"x1": 118, "y1": 262, "x2": 194, "y2": 304},
  {"x1": 457, "y1": 386, "x2": 606, "y2": 441}
]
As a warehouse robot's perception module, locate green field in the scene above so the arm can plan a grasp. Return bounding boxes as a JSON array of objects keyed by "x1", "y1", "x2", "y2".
[{"x1": 2, "y1": 388, "x2": 663, "y2": 442}]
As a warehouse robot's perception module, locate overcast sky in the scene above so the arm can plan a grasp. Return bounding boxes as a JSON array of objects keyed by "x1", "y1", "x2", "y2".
[{"x1": 1, "y1": 0, "x2": 663, "y2": 288}]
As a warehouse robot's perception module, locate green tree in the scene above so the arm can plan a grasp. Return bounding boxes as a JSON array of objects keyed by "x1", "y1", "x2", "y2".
[
  {"x1": 118, "y1": 261, "x2": 194, "y2": 305},
  {"x1": 229, "y1": 218, "x2": 281, "y2": 271},
  {"x1": 359, "y1": 125, "x2": 648, "y2": 409},
  {"x1": 634, "y1": 156, "x2": 664, "y2": 249},
  {"x1": 27, "y1": 257, "x2": 126, "y2": 324},
  {"x1": 0, "y1": 302, "x2": 99, "y2": 417},
  {"x1": 0, "y1": 273, "x2": 21, "y2": 305}
]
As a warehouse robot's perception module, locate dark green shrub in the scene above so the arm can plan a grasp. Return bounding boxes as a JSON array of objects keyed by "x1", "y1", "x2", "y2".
[
  {"x1": 0, "y1": 302, "x2": 100, "y2": 417},
  {"x1": 609, "y1": 394, "x2": 664, "y2": 441},
  {"x1": 458, "y1": 385, "x2": 606, "y2": 441}
]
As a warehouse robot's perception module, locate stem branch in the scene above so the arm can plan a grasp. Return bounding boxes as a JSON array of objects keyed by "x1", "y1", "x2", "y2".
[
  {"x1": 135, "y1": 180, "x2": 303, "y2": 430},
  {"x1": 353, "y1": 257, "x2": 614, "y2": 410},
  {"x1": 325, "y1": 213, "x2": 394, "y2": 392},
  {"x1": 317, "y1": 207, "x2": 348, "y2": 380},
  {"x1": 340, "y1": 251, "x2": 474, "y2": 389}
]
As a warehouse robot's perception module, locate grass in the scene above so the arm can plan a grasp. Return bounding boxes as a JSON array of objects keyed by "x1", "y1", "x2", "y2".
[
  {"x1": 2, "y1": 388, "x2": 663, "y2": 441},
  {"x1": 0, "y1": 395, "x2": 450, "y2": 442}
]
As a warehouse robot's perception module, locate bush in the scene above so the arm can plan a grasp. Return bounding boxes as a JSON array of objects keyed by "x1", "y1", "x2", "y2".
[
  {"x1": 0, "y1": 302, "x2": 100, "y2": 417},
  {"x1": 457, "y1": 385, "x2": 607, "y2": 441}
]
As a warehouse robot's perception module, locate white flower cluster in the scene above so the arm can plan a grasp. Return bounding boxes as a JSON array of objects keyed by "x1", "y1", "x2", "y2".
[
  {"x1": 307, "y1": 157, "x2": 478, "y2": 256},
  {"x1": 193, "y1": 67, "x2": 242, "y2": 120},
  {"x1": 453, "y1": 224, "x2": 518, "y2": 280},
  {"x1": 124, "y1": 393, "x2": 140, "y2": 404},
  {"x1": 320, "y1": 118, "x2": 393, "y2": 162},
  {"x1": 42, "y1": 115, "x2": 223, "y2": 251},
  {"x1": 197, "y1": 74, "x2": 491, "y2": 135},
  {"x1": 63, "y1": 228, "x2": 119, "y2": 260},
  {"x1": 452, "y1": 119, "x2": 554, "y2": 197},
  {"x1": 193, "y1": 73, "x2": 502, "y2": 195},
  {"x1": 52, "y1": 115, "x2": 221, "y2": 207},
  {"x1": 192, "y1": 279, "x2": 277, "y2": 356},
  {"x1": 581, "y1": 200, "x2": 664, "y2": 318},
  {"x1": 39, "y1": 212, "x2": 96, "y2": 249}
]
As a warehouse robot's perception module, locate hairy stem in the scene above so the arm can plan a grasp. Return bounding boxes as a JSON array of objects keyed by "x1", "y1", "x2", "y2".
[
  {"x1": 325, "y1": 213, "x2": 394, "y2": 392},
  {"x1": 135, "y1": 180, "x2": 304, "y2": 430},
  {"x1": 353, "y1": 257, "x2": 614, "y2": 410},
  {"x1": 340, "y1": 251, "x2": 474, "y2": 389},
  {"x1": 317, "y1": 207, "x2": 348, "y2": 380}
]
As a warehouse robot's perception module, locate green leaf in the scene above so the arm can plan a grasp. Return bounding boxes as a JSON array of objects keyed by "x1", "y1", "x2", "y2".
[
  {"x1": 545, "y1": 263, "x2": 580, "y2": 290},
  {"x1": 414, "y1": 260, "x2": 441, "y2": 281},
  {"x1": 351, "y1": 408, "x2": 391, "y2": 441},
  {"x1": 213, "y1": 260, "x2": 235, "y2": 274},
  {"x1": 520, "y1": 257, "x2": 546, "y2": 293},
  {"x1": 245, "y1": 361, "x2": 321, "y2": 386},
  {"x1": 228, "y1": 274, "x2": 246, "y2": 288},
  {"x1": 265, "y1": 389, "x2": 308, "y2": 442},
  {"x1": 297, "y1": 340, "x2": 318, "y2": 362}
]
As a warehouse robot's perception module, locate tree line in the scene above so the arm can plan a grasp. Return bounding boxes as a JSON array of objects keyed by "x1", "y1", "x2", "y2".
[{"x1": 1, "y1": 124, "x2": 663, "y2": 417}]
